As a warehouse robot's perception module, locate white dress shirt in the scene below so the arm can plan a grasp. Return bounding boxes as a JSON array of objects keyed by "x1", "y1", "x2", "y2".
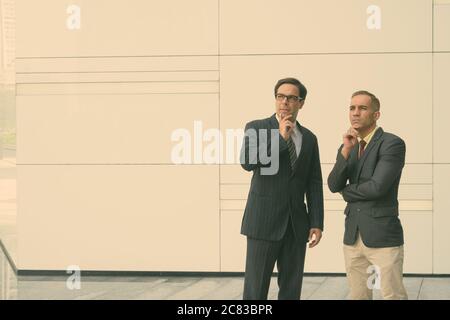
[{"x1": 276, "y1": 114, "x2": 303, "y2": 157}]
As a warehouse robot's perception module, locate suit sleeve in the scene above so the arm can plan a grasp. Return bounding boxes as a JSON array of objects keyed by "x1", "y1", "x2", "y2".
[
  {"x1": 327, "y1": 145, "x2": 350, "y2": 193},
  {"x1": 240, "y1": 121, "x2": 289, "y2": 172},
  {"x1": 306, "y1": 137, "x2": 324, "y2": 231},
  {"x1": 341, "y1": 138, "x2": 406, "y2": 202}
]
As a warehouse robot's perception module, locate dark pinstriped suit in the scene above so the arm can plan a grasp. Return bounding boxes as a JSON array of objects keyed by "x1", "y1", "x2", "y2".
[{"x1": 240, "y1": 113, "x2": 324, "y2": 300}]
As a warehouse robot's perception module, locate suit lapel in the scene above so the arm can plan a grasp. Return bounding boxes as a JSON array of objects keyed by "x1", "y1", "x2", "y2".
[
  {"x1": 269, "y1": 113, "x2": 279, "y2": 130},
  {"x1": 355, "y1": 128, "x2": 384, "y2": 181},
  {"x1": 348, "y1": 144, "x2": 359, "y2": 182}
]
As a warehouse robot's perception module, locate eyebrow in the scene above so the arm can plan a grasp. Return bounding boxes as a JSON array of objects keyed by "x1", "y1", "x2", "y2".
[{"x1": 349, "y1": 104, "x2": 369, "y2": 108}]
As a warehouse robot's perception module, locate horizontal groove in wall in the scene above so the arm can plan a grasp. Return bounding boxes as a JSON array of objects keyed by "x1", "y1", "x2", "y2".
[
  {"x1": 16, "y1": 56, "x2": 219, "y2": 73},
  {"x1": 16, "y1": 71, "x2": 219, "y2": 84},
  {"x1": 220, "y1": 200, "x2": 433, "y2": 211},
  {"x1": 17, "y1": 82, "x2": 219, "y2": 95}
]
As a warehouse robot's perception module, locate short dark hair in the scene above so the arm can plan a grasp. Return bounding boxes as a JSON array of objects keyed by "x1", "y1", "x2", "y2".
[
  {"x1": 352, "y1": 90, "x2": 380, "y2": 112},
  {"x1": 274, "y1": 77, "x2": 307, "y2": 100}
]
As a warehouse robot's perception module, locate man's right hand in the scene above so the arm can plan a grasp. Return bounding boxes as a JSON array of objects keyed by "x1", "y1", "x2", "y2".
[
  {"x1": 279, "y1": 114, "x2": 294, "y2": 141},
  {"x1": 341, "y1": 127, "x2": 358, "y2": 159}
]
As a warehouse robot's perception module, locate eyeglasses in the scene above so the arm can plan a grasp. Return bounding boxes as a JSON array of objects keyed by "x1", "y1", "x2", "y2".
[{"x1": 275, "y1": 94, "x2": 303, "y2": 103}]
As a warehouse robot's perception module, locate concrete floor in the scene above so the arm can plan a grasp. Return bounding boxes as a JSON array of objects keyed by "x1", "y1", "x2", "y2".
[{"x1": 1, "y1": 249, "x2": 450, "y2": 300}]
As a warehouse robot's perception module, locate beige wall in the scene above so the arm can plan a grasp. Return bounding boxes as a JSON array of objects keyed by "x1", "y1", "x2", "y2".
[
  {"x1": 433, "y1": 0, "x2": 450, "y2": 274},
  {"x1": 9, "y1": 0, "x2": 450, "y2": 274}
]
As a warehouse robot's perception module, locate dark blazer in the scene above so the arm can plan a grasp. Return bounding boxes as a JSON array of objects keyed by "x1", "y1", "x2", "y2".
[
  {"x1": 328, "y1": 128, "x2": 406, "y2": 248},
  {"x1": 240, "y1": 114, "x2": 324, "y2": 242}
]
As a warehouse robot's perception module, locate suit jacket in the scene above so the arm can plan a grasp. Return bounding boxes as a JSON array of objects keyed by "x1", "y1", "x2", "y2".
[
  {"x1": 327, "y1": 128, "x2": 406, "y2": 248},
  {"x1": 240, "y1": 113, "x2": 324, "y2": 242}
]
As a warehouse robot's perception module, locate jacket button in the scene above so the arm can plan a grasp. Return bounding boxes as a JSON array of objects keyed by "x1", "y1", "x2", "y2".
[{"x1": 357, "y1": 208, "x2": 361, "y2": 212}]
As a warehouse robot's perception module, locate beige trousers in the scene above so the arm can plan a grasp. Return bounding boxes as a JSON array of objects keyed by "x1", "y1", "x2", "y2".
[{"x1": 343, "y1": 233, "x2": 408, "y2": 300}]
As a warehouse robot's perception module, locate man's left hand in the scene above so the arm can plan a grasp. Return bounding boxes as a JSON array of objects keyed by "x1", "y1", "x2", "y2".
[{"x1": 308, "y1": 228, "x2": 323, "y2": 248}]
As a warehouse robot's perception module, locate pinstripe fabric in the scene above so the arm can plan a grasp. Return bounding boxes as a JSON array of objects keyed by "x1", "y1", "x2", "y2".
[
  {"x1": 240, "y1": 113, "x2": 324, "y2": 300},
  {"x1": 240, "y1": 113, "x2": 324, "y2": 242},
  {"x1": 243, "y1": 222, "x2": 307, "y2": 300}
]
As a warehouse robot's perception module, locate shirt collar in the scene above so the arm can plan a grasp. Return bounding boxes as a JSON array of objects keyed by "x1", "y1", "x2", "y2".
[{"x1": 359, "y1": 126, "x2": 379, "y2": 145}]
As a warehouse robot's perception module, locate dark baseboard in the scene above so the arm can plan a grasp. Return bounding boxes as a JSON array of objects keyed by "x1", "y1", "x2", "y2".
[
  {"x1": 16, "y1": 270, "x2": 347, "y2": 277},
  {"x1": 15, "y1": 269, "x2": 450, "y2": 278}
]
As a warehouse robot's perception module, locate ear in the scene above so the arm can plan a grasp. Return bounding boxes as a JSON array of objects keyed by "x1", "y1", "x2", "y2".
[
  {"x1": 373, "y1": 111, "x2": 380, "y2": 121},
  {"x1": 298, "y1": 100, "x2": 305, "y2": 109}
]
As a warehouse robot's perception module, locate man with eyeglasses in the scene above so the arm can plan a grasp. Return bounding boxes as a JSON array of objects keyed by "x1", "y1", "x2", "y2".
[{"x1": 240, "y1": 77, "x2": 324, "y2": 300}]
